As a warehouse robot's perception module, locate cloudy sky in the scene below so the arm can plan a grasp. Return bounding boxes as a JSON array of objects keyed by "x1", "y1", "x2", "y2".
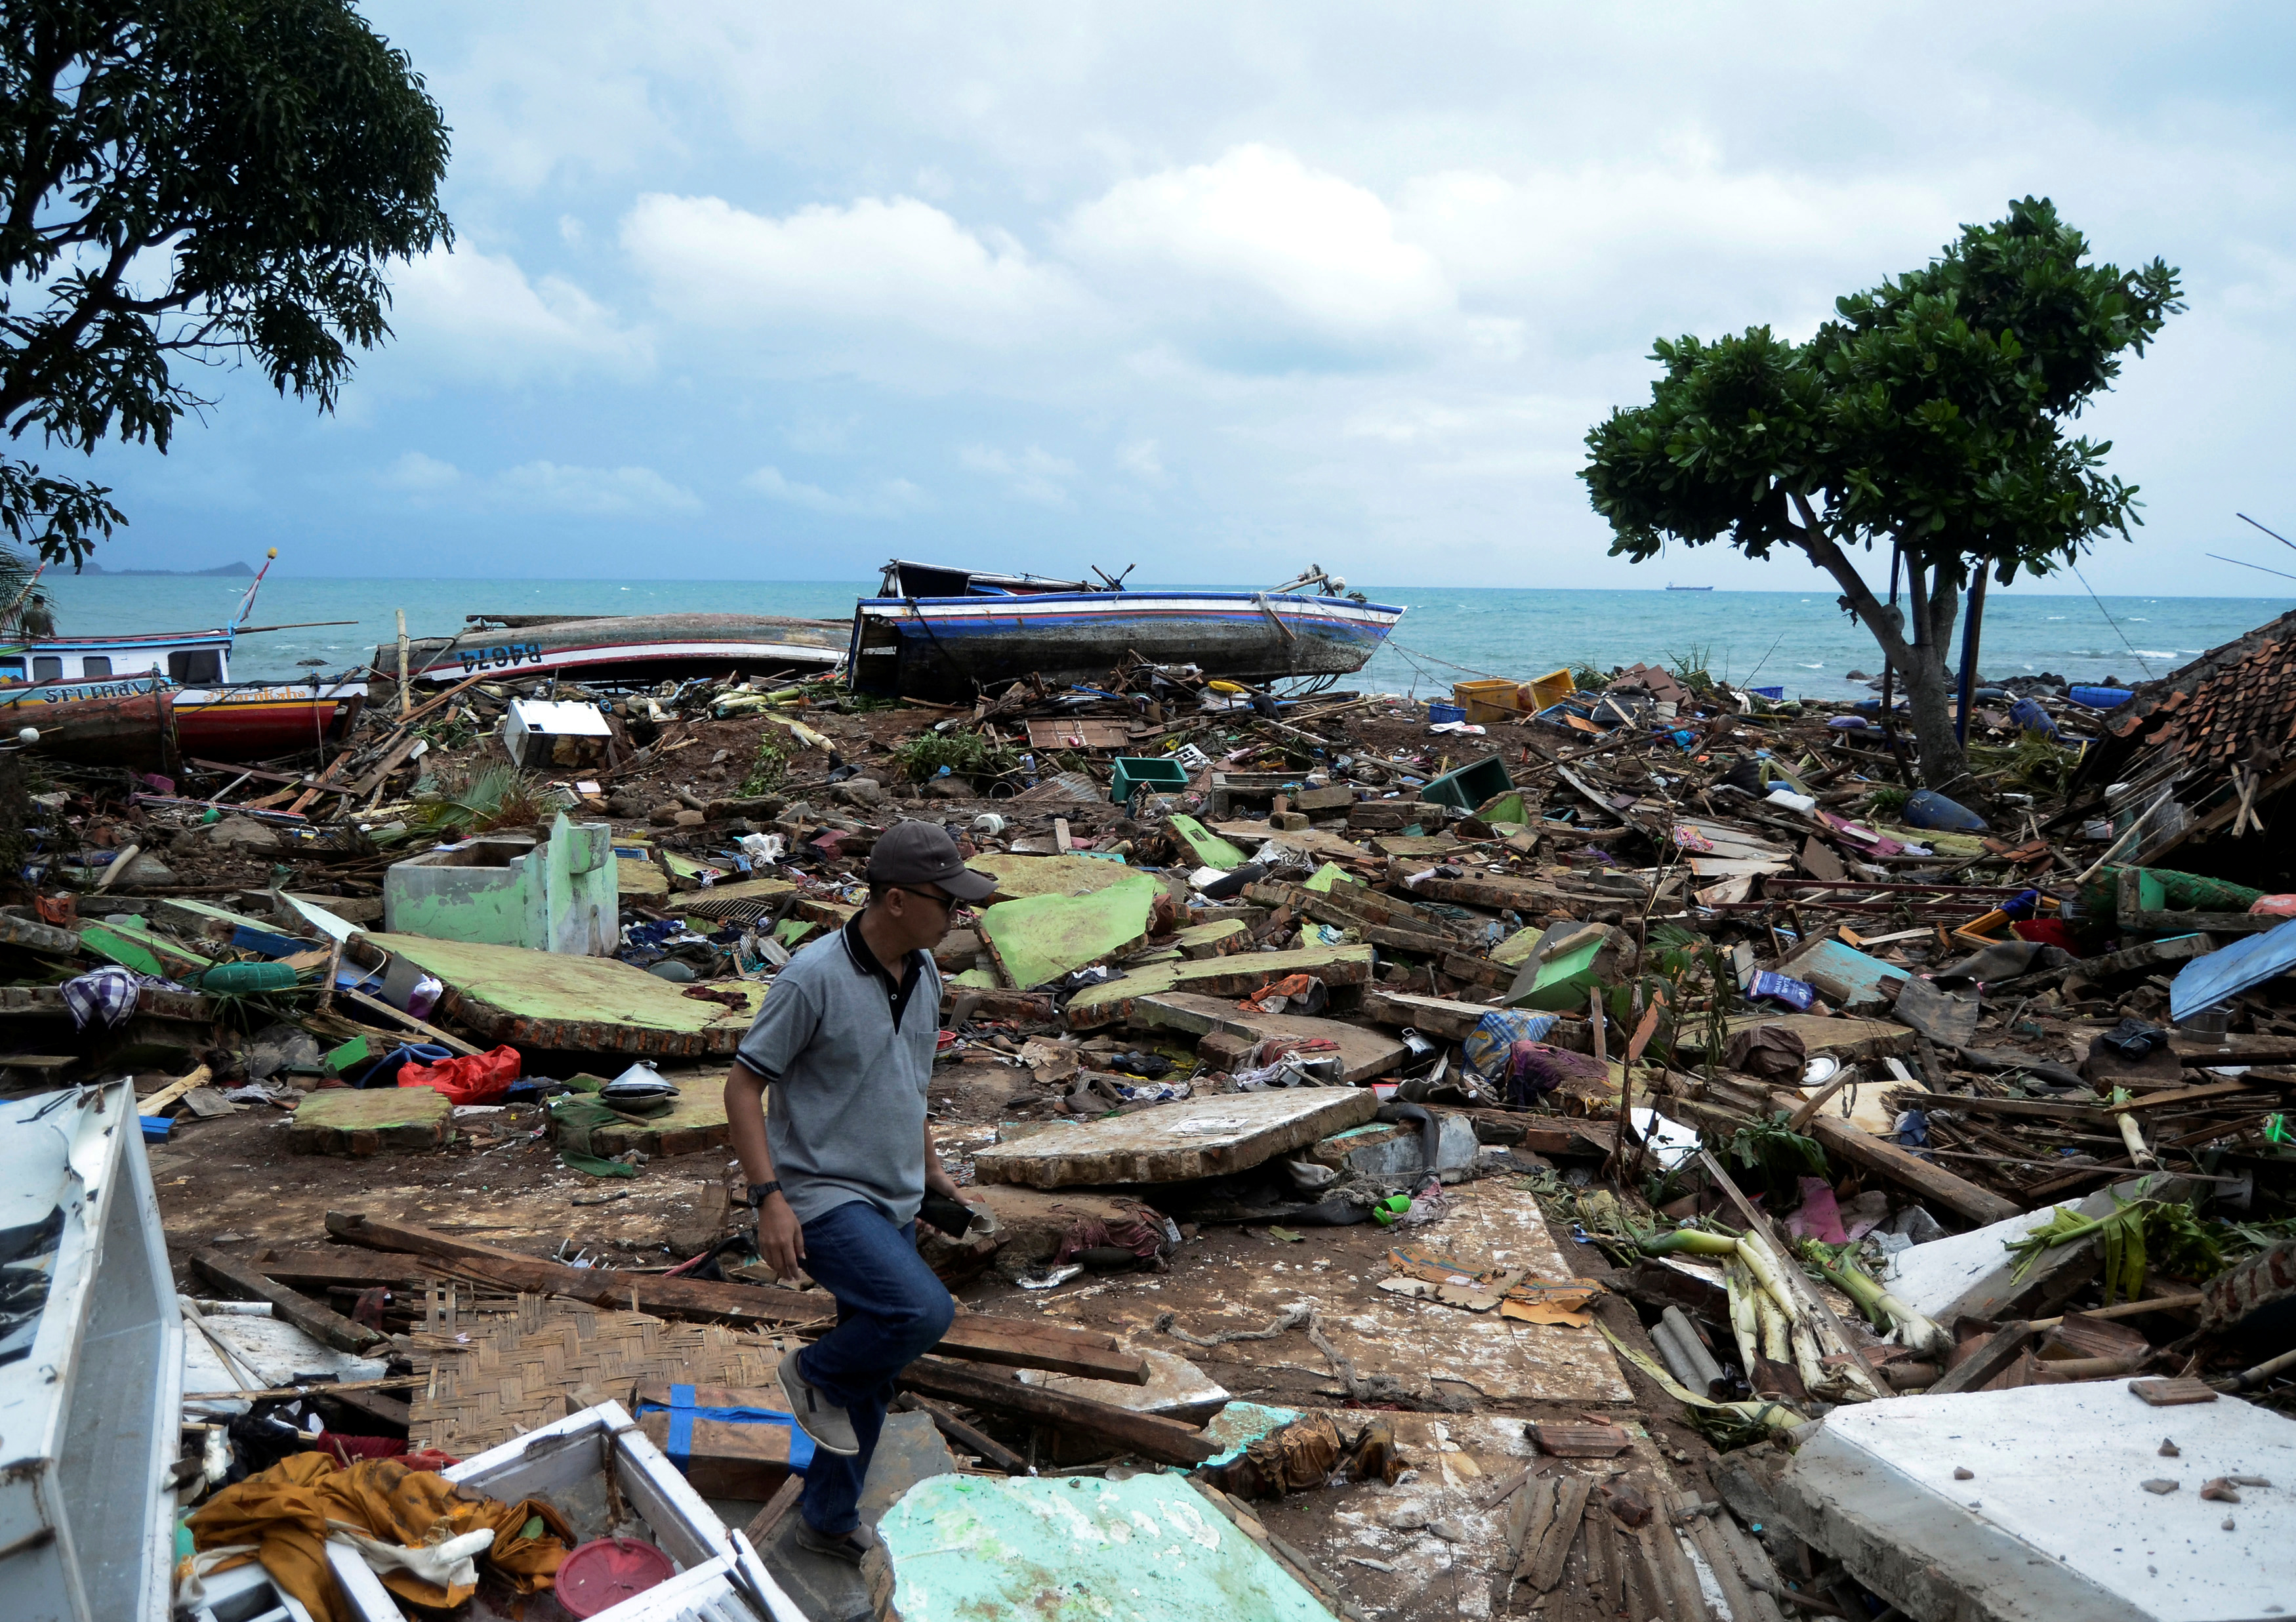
[{"x1": 76, "y1": 2, "x2": 2296, "y2": 591}]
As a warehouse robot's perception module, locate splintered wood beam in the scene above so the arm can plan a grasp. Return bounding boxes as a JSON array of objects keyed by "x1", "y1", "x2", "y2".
[
  {"x1": 321, "y1": 1211, "x2": 1147, "y2": 1383},
  {"x1": 895, "y1": 1356, "x2": 1214, "y2": 1467},
  {"x1": 192, "y1": 1249, "x2": 388, "y2": 1354},
  {"x1": 1766, "y1": 1091, "x2": 2023, "y2": 1226}
]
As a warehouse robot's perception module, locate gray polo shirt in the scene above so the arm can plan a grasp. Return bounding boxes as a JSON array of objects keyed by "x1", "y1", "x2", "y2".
[{"x1": 735, "y1": 911, "x2": 941, "y2": 1226}]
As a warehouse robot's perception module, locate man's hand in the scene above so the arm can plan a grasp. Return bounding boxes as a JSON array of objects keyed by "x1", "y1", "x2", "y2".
[{"x1": 756, "y1": 1192, "x2": 806, "y2": 1281}]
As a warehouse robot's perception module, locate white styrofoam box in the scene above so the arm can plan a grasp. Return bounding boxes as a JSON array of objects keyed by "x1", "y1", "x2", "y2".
[
  {"x1": 177, "y1": 1557, "x2": 318, "y2": 1622},
  {"x1": 0, "y1": 1081, "x2": 184, "y2": 1622},
  {"x1": 325, "y1": 1402, "x2": 807, "y2": 1622},
  {"x1": 502, "y1": 698, "x2": 613, "y2": 768}
]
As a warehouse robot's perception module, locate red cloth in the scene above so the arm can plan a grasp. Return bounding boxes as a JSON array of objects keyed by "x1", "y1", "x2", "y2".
[
  {"x1": 2011, "y1": 919, "x2": 2081, "y2": 953},
  {"x1": 398, "y1": 1045, "x2": 520, "y2": 1105}
]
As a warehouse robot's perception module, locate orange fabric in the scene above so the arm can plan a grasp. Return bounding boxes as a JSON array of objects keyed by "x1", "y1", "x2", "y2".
[
  {"x1": 186, "y1": 1453, "x2": 569, "y2": 1622},
  {"x1": 398, "y1": 1043, "x2": 520, "y2": 1104}
]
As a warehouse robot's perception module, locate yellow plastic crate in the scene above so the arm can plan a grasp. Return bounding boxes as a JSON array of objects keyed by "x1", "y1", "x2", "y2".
[
  {"x1": 1525, "y1": 669, "x2": 1576, "y2": 712},
  {"x1": 1451, "y1": 679, "x2": 1524, "y2": 724}
]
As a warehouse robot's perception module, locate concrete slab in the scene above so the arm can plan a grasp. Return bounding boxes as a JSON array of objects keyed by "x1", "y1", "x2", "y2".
[
  {"x1": 1771, "y1": 1383, "x2": 2296, "y2": 1622},
  {"x1": 1883, "y1": 1178, "x2": 2160, "y2": 1325},
  {"x1": 761, "y1": 1409, "x2": 953, "y2": 1622},
  {"x1": 1063, "y1": 944, "x2": 1376, "y2": 1029},
  {"x1": 1064, "y1": 1179, "x2": 1630, "y2": 1407},
  {"x1": 1017, "y1": 1346, "x2": 1230, "y2": 1424},
  {"x1": 1124, "y1": 991, "x2": 1408, "y2": 1083},
  {"x1": 874, "y1": 1472, "x2": 1336, "y2": 1621},
  {"x1": 972, "y1": 1088, "x2": 1380, "y2": 1188},
  {"x1": 581, "y1": 1086, "x2": 731, "y2": 1158},
  {"x1": 977, "y1": 873, "x2": 1162, "y2": 989},
  {"x1": 1682, "y1": 1012, "x2": 1917, "y2": 1064},
  {"x1": 1172, "y1": 918, "x2": 1250, "y2": 959},
  {"x1": 970, "y1": 852, "x2": 1148, "y2": 902},
  {"x1": 359, "y1": 932, "x2": 764, "y2": 1056},
  {"x1": 287, "y1": 1086, "x2": 453, "y2": 1155},
  {"x1": 1169, "y1": 814, "x2": 1250, "y2": 870},
  {"x1": 615, "y1": 856, "x2": 669, "y2": 900},
  {"x1": 1305, "y1": 1115, "x2": 1479, "y2": 1178}
]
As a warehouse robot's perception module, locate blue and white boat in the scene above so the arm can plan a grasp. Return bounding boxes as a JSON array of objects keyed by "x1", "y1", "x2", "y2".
[{"x1": 846, "y1": 561, "x2": 1404, "y2": 700}]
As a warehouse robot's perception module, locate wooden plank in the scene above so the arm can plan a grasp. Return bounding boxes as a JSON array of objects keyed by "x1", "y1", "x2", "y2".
[
  {"x1": 137, "y1": 1063, "x2": 213, "y2": 1117},
  {"x1": 1769, "y1": 1092, "x2": 2023, "y2": 1226},
  {"x1": 742, "y1": 1476, "x2": 806, "y2": 1550},
  {"x1": 895, "y1": 1356, "x2": 1214, "y2": 1467},
  {"x1": 336, "y1": 986, "x2": 484, "y2": 1058},
  {"x1": 1526, "y1": 1475, "x2": 1591, "y2": 1592},
  {"x1": 321, "y1": 1212, "x2": 1147, "y2": 1382},
  {"x1": 1895, "y1": 1092, "x2": 2113, "y2": 1127},
  {"x1": 2106, "y1": 1079, "x2": 2265, "y2": 1114},
  {"x1": 2169, "y1": 1033, "x2": 2296, "y2": 1066},
  {"x1": 191, "y1": 1249, "x2": 388, "y2": 1355},
  {"x1": 894, "y1": 1391, "x2": 1027, "y2": 1474},
  {"x1": 1529, "y1": 1421, "x2": 1630, "y2": 1457},
  {"x1": 1930, "y1": 1322, "x2": 2033, "y2": 1396}
]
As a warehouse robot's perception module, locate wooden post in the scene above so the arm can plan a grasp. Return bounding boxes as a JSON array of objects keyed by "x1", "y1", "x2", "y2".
[{"x1": 395, "y1": 609, "x2": 410, "y2": 717}]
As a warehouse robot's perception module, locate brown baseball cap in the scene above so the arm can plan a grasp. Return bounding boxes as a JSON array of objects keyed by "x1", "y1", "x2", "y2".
[{"x1": 867, "y1": 820, "x2": 998, "y2": 902}]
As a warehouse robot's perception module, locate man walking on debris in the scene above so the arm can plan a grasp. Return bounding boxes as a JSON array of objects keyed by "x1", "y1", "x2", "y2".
[{"x1": 724, "y1": 820, "x2": 997, "y2": 1564}]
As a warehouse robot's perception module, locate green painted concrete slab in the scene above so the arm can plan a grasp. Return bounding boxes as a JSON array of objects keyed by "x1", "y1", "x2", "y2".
[
  {"x1": 971, "y1": 851, "x2": 1145, "y2": 902},
  {"x1": 1171, "y1": 918, "x2": 1248, "y2": 958},
  {"x1": 1302, "y1": 862, "x2": 1347, "y2": 894},
  {"x1": 288, "y1": 1085, "x2": 453, "y2": 1155},
  {"x1": 361, "y1": 932, "x2": 765, "y2": 1055},
  {"x1": 1168, "y1": 814, "x2": 1249, "y2": 871},
  {"x1": 876, "y1": 1472, "x2": 1336, "y2": 1621},
  {"x1": 1063, "y1": 942, "x2": 1376, "y2": 1029},
  {"x1": 979, "y1": 873, "x2": 1162, "y2": 989},
  {"x1": 583, "y1": 1087, "x2": 731, "y2": 1157},
  {"x1": 1490, "y1": 926, "x2": 1542, "y2": 967}
]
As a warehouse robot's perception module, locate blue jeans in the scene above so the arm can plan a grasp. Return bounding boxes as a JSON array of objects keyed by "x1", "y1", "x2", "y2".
[{"x1": 792, "y1": 1201, "x2": 954, "y2": 1537}]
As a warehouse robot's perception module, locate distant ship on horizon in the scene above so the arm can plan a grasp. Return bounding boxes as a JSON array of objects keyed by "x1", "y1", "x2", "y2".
[{"x1": 1665, "y1": 583, "x2": 1714, "y2": 591}]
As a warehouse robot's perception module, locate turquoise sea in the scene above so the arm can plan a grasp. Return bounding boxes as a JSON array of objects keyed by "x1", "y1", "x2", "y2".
[{"x1": 35, "y1": 573, "x2": 2293, "y2": 703}]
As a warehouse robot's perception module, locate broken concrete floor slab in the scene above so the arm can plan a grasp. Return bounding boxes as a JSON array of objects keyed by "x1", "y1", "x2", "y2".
[
  {"x1": 872, "y1": 1471, "x2": 1337, "y2": 1621},
  {"x1": 1771, "y1": 1382, "x2": 2296, "y2": 1622},
  {"x1": 972, "y1": 1088, "x2": 1380, "y2": 1188},
  {"x1": 359, "y1": 932, "x2": 764, "y2": 1056},
  {"x1": 970, "y1": 850, "x2": 1153, "y2": 902},
  {"x1": 977, "y1": 871, "x2": 1162, "y2": 989},
  {"x1": 287, "y1": 1086, "x2": 453, "y2": 1155},
  {"x1": 1125, "y1": 990, "x2": 1408, "y2": 1083},
  {"x1": 1066, "y1": 1180, "x2": 1630, "y2": 1408},
  {"x1": 1063, "y1": 944, "x2": 1376, "y2": 1029}
]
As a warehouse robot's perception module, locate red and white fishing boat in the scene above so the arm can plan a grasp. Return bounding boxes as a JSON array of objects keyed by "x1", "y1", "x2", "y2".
[{"x1": 0, "y1": 551, "x2": 365, "y2": 765}]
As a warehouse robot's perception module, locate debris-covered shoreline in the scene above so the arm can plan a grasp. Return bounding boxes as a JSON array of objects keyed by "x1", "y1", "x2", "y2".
[{"x1": 6, "y1": 623, "x2": 2294, "y2": 1622}]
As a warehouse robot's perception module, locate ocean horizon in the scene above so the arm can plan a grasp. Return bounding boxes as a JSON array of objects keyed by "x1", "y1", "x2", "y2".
[{"x1": 34, "y1": 573, "x2": 2294, "y2": 703}]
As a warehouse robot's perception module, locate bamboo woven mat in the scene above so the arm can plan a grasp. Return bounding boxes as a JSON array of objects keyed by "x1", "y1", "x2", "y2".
[{"x1": 411, "y1": 1294, "x2": 792, "y2": 1456}]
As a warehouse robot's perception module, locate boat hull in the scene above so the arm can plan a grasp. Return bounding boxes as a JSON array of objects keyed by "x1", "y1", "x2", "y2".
[
  {"x1": 846, "y1": 591, "x2": 1403, "y2": 699},
  {"x1": 377, "y1": 613, "x2": 849, "y2": 689},
  {"x1": 1, "y1": 676, "x2": 175, "y2": 769},
  {"x1": 173, "y1": 682, "x2": 365, "y2": 760}
]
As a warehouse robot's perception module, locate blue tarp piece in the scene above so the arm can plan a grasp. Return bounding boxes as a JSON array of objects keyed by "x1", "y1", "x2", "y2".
[{"x1": 2171, "y1": 916, "x2": 2296, "y2": 1022}]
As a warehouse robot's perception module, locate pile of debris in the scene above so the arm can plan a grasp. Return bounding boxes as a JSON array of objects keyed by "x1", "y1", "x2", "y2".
[{"x1": 5, "y1": 630, "x2": 2293, "y2": 1622}]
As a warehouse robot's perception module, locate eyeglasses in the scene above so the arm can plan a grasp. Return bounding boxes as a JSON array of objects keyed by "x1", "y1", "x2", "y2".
[{"x1": 892, "y1": 885, "x2": 956, "y2": 914}]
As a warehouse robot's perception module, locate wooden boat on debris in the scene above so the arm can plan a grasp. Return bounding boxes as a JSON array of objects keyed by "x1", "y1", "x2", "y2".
[
  {"x1": 377, "y1": 613, "x2": 850, "y2": 691},
  {"x1": 1, "y1": 673, "x2": 363, "y2": 769},
  {"x1": 0, "y1": 675, "x2": 175, "y2": 768},
  {"x1": 847, "y1": 561, "x2": 1404, "y2": 700},
  {"x1": 2, "y1": 549, "x2": 365, "y2": 764}
]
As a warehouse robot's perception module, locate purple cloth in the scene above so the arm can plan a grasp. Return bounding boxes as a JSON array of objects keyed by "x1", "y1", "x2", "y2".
[{"x1": 62, "y1": 965, "x2": 148, "y2": 1029}]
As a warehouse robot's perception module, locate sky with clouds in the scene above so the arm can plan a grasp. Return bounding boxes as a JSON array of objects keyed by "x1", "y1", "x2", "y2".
[{"x1": 71, "y1": 2, "x2": 2296, "y2": 593}]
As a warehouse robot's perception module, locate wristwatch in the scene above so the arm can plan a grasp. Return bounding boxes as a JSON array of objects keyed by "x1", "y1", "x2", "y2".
[{"x1": 745, "y1": 1180, "x2": 783, "y2": 1209}]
